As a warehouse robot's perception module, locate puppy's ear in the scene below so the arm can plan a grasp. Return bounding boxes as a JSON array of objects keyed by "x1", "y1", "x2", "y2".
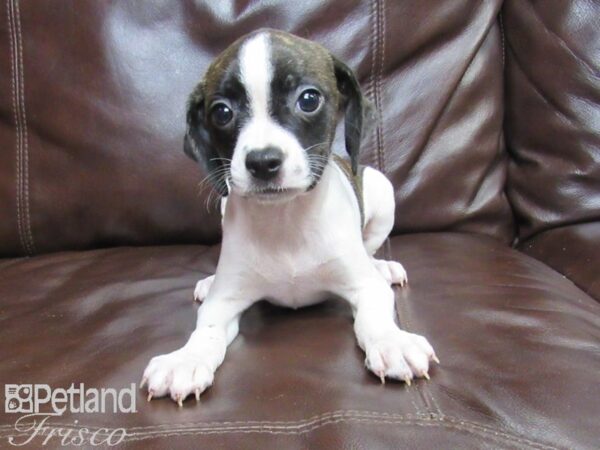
[
  {"x1": 183, "y1": 83, "x2": 229, "y2": 196},
  {"x1": 333, "y1": 56, "x2": 374, "y2": 175}
]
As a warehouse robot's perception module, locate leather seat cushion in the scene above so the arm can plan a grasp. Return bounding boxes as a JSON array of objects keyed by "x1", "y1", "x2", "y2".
[
  {"x1": 520, "y1": 222, "x2": 600, "y2": 302},
  {"x1": 0, "y1": 233, "x2": 598, "y2": 449}
]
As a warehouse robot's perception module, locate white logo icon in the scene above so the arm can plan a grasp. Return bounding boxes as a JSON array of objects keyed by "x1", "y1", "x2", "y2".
[{"x1": 4, "y1": 385, "x2": 33, "y2": 413}]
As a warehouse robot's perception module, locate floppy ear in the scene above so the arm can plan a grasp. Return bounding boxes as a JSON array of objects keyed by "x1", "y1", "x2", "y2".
[
  {"x1": 333, "y1": 56, "x2": 374, "y2": 175},
  {"x1": 183, "y1": 83, "x2": 229, "y2": 196}
]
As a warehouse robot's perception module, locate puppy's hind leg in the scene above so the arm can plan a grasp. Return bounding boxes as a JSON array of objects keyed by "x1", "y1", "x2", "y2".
[
  {"x1": 193, "y1": 196, "x2": 227, "y2": 303},
  {"x1": 361, "y1": 167, "x2": 407, "y2": 286},
  {"x1": 194, "y1": 275, "x2": 214, "y2": 303},
  {"x1": 372, "y1": 259, "x2": 407, "y2": 287}
]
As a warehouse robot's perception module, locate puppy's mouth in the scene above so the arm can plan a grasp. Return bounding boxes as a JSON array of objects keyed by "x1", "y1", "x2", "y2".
[{"x1": 245, "y1": 186, "x2": 305, "y2": 203}]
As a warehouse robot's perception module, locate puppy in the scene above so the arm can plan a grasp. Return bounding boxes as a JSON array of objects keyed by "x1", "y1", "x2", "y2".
[{"x1": 142, "y1": 29, "x2": 437, "y2": 406}]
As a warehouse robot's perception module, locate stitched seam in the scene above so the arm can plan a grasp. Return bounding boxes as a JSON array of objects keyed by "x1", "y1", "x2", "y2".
[
  {"x1": 6, "y1": 0, "x2": 27, "y2": 255},
  {"x1": 499, "y1": 11, "x2": 505, "y2": 68},
  {"x1": 395, "y1": 275, "x2": 441, "y2": 418},
  {"x1": 382, "y1": 240, "x2": 430, "y2": 417},
  {"x1": 0, "y1": 413, "x2": 561, "y2": 449},
  {"x1": 13, "y1": 0, "x2": 29, "y2": 255},
  {"x1": 0, "y1": 411, "x2": 534, "y2": 435},
  {"x1": 0, "y1": 410, "x2": 413, "y2": 432},
  {"x1": 124, "y1": 420, "x2": 556, "y2": 449},
  {"x1": 425, "y1": 381, "x2": 443, "y2": 417},
  {"x1": 385, "y1": 240, "x2": 443, "y2": 417},
  {"x1": 387, "y1": 240, "x2": 444, "y2": 417},
  {"x1": 369, "y1": 0, "x2": 385, "y2": 173},
  {"x1": 366, "y1": 0, "x2": 378, "y2": 168},
  {"x1": 498, "y1": 8, "x2": 519, "y2": 243},
  {"x1": 14, "y1": 0, "x2": 35, "y2": 254},
  {"x1": 120, "y1": 419, "x2": 555, "y2": 448},
  {"x1": 375, "y1": 0, "x2": 386, "y2": 174},
  {"x1": 0, "y1": 420, "x2": 553, "y2": 450}
]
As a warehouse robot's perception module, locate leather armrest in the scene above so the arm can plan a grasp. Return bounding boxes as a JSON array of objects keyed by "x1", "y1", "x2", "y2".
[{"x1": 519, "y1": 222, "x2": 600, "y2": 301}]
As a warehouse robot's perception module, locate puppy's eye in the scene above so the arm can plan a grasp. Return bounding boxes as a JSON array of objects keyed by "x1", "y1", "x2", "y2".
[
  {"x1": 297, "y1": 89, "x2": 321, "y2": 113},
  {"x1": 210, "y1": 103, "x2": 234, "y2": 127}
]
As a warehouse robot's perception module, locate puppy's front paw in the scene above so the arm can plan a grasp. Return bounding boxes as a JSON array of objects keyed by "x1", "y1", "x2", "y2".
[
  {"x1": 142, "y1": 349, "x2": 215, "y2": 406},
  {"x1": 193, "y1": 275, "x2": 214, "y2": 303},
  {"x1": 373, "y1": 259, "x2": 407, "y2": 287},
  {"x1": 365, "y1": 330, "x2": 438, "y2": 384}
]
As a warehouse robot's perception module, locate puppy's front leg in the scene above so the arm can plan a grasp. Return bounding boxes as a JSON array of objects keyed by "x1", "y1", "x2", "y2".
[
  {"x1": 142, "y1": 293, "x2": 254, "y2": 405},
  {"x1": 347, "y1": 277, "x2": 438, "y2": 384}
]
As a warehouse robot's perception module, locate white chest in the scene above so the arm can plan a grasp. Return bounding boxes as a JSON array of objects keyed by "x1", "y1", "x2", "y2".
[{"x1": 216, "y1": 167, "x2": 364, "y2": 307}]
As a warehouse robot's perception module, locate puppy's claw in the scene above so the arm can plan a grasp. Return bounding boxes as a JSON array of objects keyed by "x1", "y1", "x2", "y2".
[
  {"x1": 403, "y1": 377, "x2": 412, "y2": 386},
  {"x1": 378, "y1": 372, "x2": 386, "y2": 385},
  {"x1": 176, "y1": 395, "x2": 183, "y2": 408},
  {"x1": 147, "y1": 391, "x2": 153, "y2": 402},
  {"x1": 195, "y1": 389, "x2": 201, "y2": 402},
  {"x1": 432, "y1": 355, "x2": 440, "y2": 364},
  {"x1": 423, "y1": 372, "x2": 431, "y2": 381},
  {"x1": 140, "y1": 377, "x2": 147, "y2": 389}
]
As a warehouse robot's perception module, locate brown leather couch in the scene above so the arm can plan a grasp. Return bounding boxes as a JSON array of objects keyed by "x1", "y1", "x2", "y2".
[{"x1": 1, "y1": 1, "x2": 598, "y2": 448}]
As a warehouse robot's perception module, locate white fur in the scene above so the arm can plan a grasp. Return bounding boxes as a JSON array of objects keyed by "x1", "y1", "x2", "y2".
[
  {"x1": 230, "y1": 33, "x2": 312, "y2": 196},
  {"x1": 240, "y1": 33, "x2": 271, "y2": 119}
]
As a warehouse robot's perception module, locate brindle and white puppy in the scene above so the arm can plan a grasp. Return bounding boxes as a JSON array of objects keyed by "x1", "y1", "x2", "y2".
[{"x1": 142, "y1": 29, "x2": 438, "y2": 406}]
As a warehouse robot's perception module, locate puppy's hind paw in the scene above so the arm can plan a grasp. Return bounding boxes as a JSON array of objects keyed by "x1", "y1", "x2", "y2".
[
  {"x1": 193, "y1": 275, "x2": 215, "y2": 303},
  {"x1": 373, "y1": 259, "x2": 408, "y2": 287}
]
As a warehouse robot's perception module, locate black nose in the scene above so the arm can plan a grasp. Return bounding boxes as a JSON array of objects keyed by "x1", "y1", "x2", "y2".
[{"x1": 245, "y1": 147, "x2": 284, "y2": 181}]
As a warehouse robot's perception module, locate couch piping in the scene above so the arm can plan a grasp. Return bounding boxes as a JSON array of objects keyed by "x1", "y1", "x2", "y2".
[
  {"x1": 499, "y1": 10, "x2": 505, "y2": 68},
  {"x1": 376, "y1": 0, "x2": 386, "y2": 173},
  {"x1": 368, "y1": 0, "x2": 386, "y2": 174},
  {"x1": 6, "y1": 0, "x2": 25, "y2": 255},
  {"x1": 6, "y1": 0, "x2": 35, "y2": 255}
]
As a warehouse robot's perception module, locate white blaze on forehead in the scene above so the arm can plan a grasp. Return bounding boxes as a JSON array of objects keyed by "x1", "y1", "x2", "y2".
[{"x1": 239, "y1": 33, "x2": 272, "y2": 118}]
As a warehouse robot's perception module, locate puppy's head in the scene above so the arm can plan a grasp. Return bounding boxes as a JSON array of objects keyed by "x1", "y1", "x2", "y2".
[{"x1": 184, "y1": 29, "x2": 371, "y2": 202}]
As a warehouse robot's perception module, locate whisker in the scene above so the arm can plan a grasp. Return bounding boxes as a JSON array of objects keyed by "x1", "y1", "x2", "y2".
[
  {"x1": 197, "y1": 166, "x2": 231, "y2": 186},
  {"x1": 303, "y1": 141, "x2": 329, "y2": 153},
  {"x1": 196, "y1": 165, "x2": 231, "y2": 208}
]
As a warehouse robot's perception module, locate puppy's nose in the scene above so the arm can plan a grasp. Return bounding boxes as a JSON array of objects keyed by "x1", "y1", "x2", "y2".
[{"x1": 245, "y1": 147, "x2": 284, "y2": 181}]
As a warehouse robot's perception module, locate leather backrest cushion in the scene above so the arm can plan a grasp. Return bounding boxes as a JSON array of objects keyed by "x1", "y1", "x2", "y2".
[
  {"x1": 0, "y1": 0, "x2": 514, "y2": 256},
  {"x1": 504, "y1": 0, "x2": 600, "y2": 242}
]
